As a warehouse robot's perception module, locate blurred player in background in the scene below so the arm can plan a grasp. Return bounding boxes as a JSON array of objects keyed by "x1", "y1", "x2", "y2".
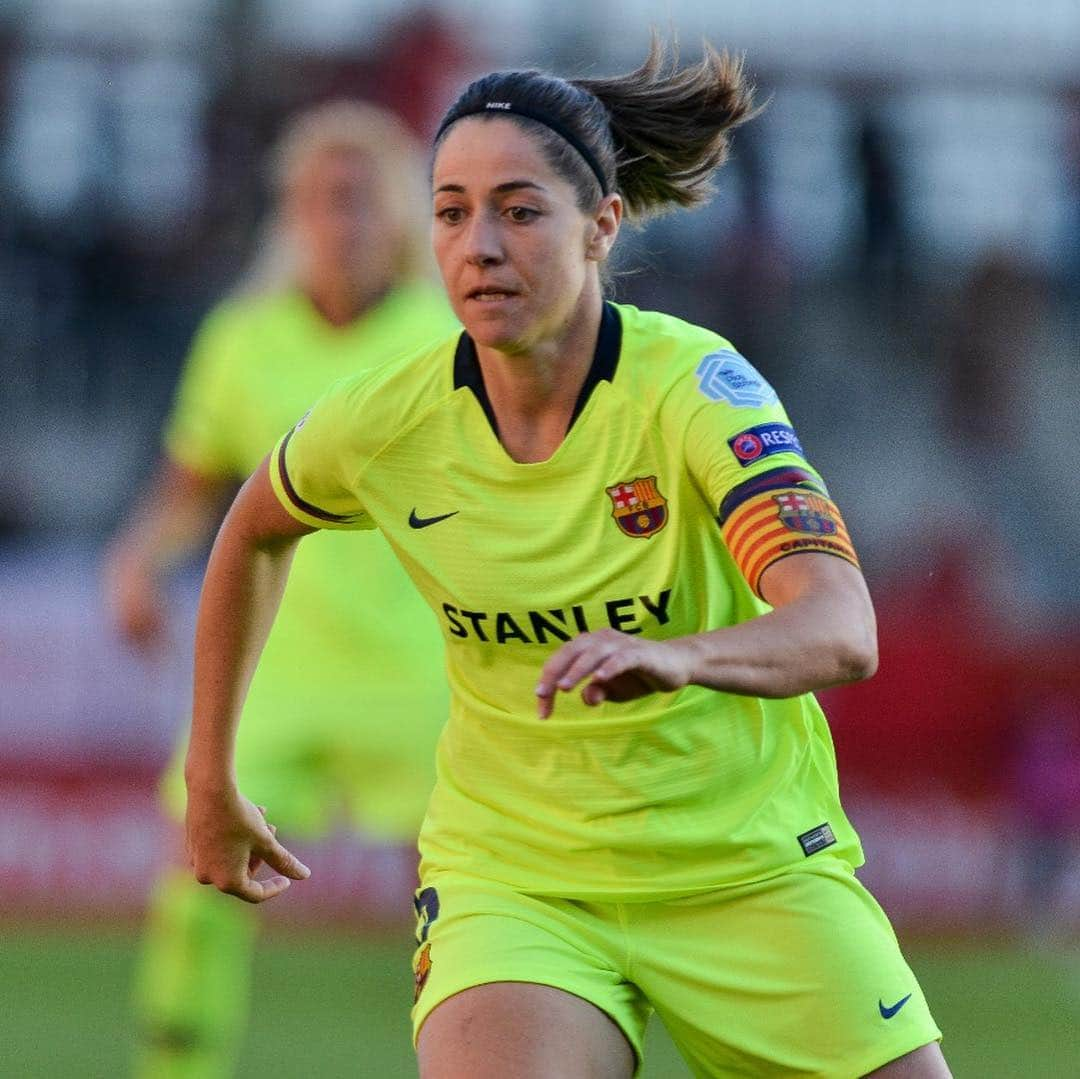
[
  {"x1": 104, "y1": 100, "x2": 455, "y2": 1078},
  {"x1": 181, "y1": 41, "x2": 952, "y2": 1079}
]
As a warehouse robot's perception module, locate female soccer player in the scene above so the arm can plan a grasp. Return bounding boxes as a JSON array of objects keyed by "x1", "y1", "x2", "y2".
[
  {"x1": 104, "y1": 101, "x2": 456, "y2": 1077},
  {"x1": 183, "y1": 42, "x2": 951, "y2": 1079}
]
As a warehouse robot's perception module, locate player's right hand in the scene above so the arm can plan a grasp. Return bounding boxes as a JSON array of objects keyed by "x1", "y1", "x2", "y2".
[
  {"x1": 102, "y1": 540, "x2": 167, "y2": 651},
  {"x1": 186, "y1": 785, "x2": 311, "y2": 904}
]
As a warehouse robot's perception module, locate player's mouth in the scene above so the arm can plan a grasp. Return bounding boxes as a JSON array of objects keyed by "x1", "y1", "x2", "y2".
[{"x1": 465, "y1": 286, "x2": 519, "y2": 304}]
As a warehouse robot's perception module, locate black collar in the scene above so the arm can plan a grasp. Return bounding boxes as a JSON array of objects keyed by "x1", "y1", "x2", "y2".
[{"x1": 453, "y1": 301, "x2": 622, "y2": 438}]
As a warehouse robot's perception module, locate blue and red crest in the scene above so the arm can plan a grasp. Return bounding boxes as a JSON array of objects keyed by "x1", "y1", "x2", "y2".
[
  {"x1": 727, "y1": 422, "x2": 805, "y2": 467},
  {"x1": 606, "y1": 476, "x2": 668, "y2": 538},
  {"x1": 773, "y1": 491, "x2": 838, "y2": 535},
  {"x1": 413, "y1": 886, "x2": 440, "y2": 943}
]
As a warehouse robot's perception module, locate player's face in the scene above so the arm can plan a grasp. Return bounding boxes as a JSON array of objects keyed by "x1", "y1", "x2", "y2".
[
  {"x1": 289, "y1": 147, "x2": 398, "y2": 295},
  {"x1": 431, "y1": 117, "x2": 617, "y2": 353}
]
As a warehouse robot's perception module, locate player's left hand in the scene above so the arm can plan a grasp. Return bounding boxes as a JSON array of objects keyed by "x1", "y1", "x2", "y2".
[{"x1": 535, "y1": 629, "x2": 694, "y2": 719}]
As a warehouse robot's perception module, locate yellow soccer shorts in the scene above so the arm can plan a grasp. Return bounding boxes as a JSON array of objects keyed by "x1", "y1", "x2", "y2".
[{"x1": 411, "y1": 857, "x2": 942, "y2": 1078}]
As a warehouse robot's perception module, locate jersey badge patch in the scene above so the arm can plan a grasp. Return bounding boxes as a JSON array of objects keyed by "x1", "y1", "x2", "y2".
[
  {"x1": 797, "y1": 822, "x2": 837, "y2": 856},
  {"x1": 774, "y1": 492, "x2": 839, "y2": 536},
  {"x1": 695, "y1": 349, "x2": 778, "y2": 408},
  {"x1": 413, "y1": 943, "x2": 432, "y2": 1003},
  {"x1": 606, "y1": 476, "x2": 668, "y2": 538},
  {"x1": 728, "y1": 423, "x2": 805, "y2": 467},
  {"x1": 412, "y1": 886, "x2": 439, "y2": 1003},
  {"x1": 414, "y1": 886, "x2": 440, "y2": 943}
]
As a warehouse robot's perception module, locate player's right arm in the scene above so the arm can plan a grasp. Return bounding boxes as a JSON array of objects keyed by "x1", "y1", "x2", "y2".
[
  {"x1": 104, "y1": 304, "x2": 245, "y2": 650},
  {"x1": 103, "y1": 459, "x2": 230, "y2": 649},
  {"x1": 184, "y1": 456, "x2": 316, "y2": 903},
  {"x1": 185, "y1": 382, "x2": 373, "y2": 902}
]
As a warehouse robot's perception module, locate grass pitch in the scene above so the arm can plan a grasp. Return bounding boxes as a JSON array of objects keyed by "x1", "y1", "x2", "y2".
[{"x1": 1, "y1": 924, "x2": 1077, "y2": 1077}]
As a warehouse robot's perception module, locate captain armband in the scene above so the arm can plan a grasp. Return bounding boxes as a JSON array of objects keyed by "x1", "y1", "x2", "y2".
[{"x1": 717, "y1": 467, "x2": 860, "y2": 597}]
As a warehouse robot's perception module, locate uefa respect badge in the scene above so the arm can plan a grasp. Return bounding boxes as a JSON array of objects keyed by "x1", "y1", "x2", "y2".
[{"x1": 728, "y1": 422, "x2": 805, "y2": 467}]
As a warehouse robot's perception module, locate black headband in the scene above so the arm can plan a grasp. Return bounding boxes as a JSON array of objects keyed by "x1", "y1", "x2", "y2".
[{"x1": 434, "y1": 101, "x2": 611, "y2": 197}]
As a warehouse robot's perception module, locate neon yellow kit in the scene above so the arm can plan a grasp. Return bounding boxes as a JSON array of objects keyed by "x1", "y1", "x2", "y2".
[
  {"x1": 271, "y1": 301, "x2": 941, "y2": 1075},
  {"x1": 273, "y1": 301, "x2": 861, "y2": 875},
  {"x1": 163, "y1": 281, "x2": 457, "y2": 836}
]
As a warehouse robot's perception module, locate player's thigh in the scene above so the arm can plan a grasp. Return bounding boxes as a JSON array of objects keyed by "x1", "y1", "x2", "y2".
[
  {"x1": 864, "y1": 1041, "x2": 952, "y2": 1078},
  {"x1": 634, "y1": 859, "x2": 943, "y2": 1078},
  {"x1": 411, "y1": 876, "x2": 648, "y2": 1076},
  {"x1": 417, "y1": 982, "x2": 635, "y2": 1079}
]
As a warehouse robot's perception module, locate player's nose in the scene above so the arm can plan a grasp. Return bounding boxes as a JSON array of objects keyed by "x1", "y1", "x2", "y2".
[{"x1": 463, "y1": 211, "x2": 504, "y2": 266}]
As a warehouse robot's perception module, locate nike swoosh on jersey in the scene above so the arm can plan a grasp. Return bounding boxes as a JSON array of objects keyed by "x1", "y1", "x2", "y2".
[
  {"x1": 409, "y1": 509, "x2": 460, "y2": 529},
  {"x1": 878, "y1": 994, "x2": 912, "y2": 1019}
]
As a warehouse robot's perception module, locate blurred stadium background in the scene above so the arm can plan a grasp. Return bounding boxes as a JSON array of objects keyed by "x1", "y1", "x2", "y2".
[{"x1": 1, "y1": 1, "x2": 1079, "y2": 1075}]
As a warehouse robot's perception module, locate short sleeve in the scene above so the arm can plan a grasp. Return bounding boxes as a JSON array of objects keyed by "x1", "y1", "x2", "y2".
[
  {"x1": 268, "y1": 383, "x2": 374, "y2": 532},
  {"x1": 676, "y1": 346, "x2": 860, "y2": 596},
  {"x1": 162, "y1": 305, "x2": 244, "y2": 478}
]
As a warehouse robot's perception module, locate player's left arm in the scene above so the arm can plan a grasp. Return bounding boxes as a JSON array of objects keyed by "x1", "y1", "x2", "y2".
[
  {"x1": 688, "y1": 549, "x2": 876, "y2": 696},
  {"x1": 536, "y1": 552, "x2": 875, "y2": 717},
  {"x1": 537, "y1": 342, "x2": 876, "y2": 716}
]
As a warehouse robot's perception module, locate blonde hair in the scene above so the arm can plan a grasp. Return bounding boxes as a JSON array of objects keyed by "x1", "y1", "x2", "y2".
[{"x1": 237, "y1": 100, "x2": 433, "y2": 294}]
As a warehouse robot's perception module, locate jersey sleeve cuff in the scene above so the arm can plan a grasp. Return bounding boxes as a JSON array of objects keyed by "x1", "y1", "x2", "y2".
[{"x1": 268, "y1": 431, "x2": 371, "y2": 531}]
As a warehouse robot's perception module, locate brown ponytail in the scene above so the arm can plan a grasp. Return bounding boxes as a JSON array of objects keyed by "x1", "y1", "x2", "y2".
[
  {"x1": 575, "y1": 37, "x2": 761, "y2": 218},
  {"x1": 434, "y1": 35, "x2": 761, "y2": 221}
]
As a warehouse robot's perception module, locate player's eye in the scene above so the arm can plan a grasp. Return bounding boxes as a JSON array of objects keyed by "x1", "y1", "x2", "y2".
[
  {"x1": 436, "y1": 206, "x2": 466, "y2": 225},
  {"x1": 506, "y1": 206, "x2": 539, "y2": 223}
]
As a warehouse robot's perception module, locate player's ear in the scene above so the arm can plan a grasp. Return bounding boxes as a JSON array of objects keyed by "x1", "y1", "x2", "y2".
[{"x1": 586, "y1": 194, "x2": 622, "y2": 262}]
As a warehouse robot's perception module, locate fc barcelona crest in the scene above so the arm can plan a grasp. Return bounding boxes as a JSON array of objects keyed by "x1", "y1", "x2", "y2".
[
  {"x1": 606, "y1": 476, "x2": 668, "y2": 538},
  {"x1": 773, "y1": 491, "x2": 838, "y2": 536}
]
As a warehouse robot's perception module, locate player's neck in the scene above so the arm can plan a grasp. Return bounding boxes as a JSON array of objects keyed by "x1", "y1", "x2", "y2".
[
  {"x1": 474, "y1": 291, "x2": 602, "y2": 464},
  {"x1": 303, "y1": 276, "x2": 391, "y2": 329}
]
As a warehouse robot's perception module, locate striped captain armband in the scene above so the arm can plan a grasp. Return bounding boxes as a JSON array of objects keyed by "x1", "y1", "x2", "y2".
[
  {"x1": 718, "y1": 467, "x2": 859, "y2": 597},
  {"x1": 271, "y1": 428, "x2": 362, "y2": 528}
]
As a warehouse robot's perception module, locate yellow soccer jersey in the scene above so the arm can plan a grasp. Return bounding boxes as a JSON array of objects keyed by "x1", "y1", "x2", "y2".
[
  {"x1": 164, "y1": 281, "x2": 458, "y2": 839},
  {"x1": 271, "y1": 301, "x2": 865, "y2": 896}
]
